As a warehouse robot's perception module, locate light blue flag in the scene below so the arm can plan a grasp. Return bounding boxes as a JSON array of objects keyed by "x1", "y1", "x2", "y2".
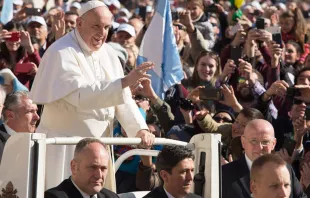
[
  {"x1": 1, "y1": 0, "x2": 13, "y2": 25},
  {"x1": 137, "y1": 0, "x2": 184, "y2": 99}
]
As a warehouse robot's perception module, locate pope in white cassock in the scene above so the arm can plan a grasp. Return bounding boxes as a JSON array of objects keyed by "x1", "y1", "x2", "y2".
[{"x1": 29, "y1": 0, "x2": 155, "y2": 191}]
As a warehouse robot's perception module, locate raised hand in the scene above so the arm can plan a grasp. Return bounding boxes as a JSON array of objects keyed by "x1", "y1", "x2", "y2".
[
  {"x1": 27, "y1": 62, "x2": 38, "y2": 77},
  {"x1": 20, "y1": 31, "x2": 34, "y2": 54},
  {"x1": 266, "y1": 80, "x2": 289, "y2": 98},
  {"x1": 220, "y1": 59, "x2": 236, "y2": 82},
  {"x1": 238, "y1": 59, "x2": 254, "y2": 85},
  {"x1": 269, "y1": 41, "x2": 283, "y2": 68},
  {"x1": 179, "y1": 10, "x2": 195, "y2": 33},
  {"x1": 122, "y1": 62, "x2": 154, "y2": 88},
  {"x1": 0, "y1": 30, "x2": 12, "y2": 42},
  {"x1": 219, "y1": 84, "x2": 243, "y2": 112},
  {"x1": 187, "y1": 86, "x2": 205, "y2": 104},
  {"x1": 52, "y1": 11, "x2": 66, "y2": 40}
]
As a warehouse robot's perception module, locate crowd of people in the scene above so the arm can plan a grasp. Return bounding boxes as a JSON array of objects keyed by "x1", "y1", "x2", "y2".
[{"x1": 0, "y1": 0, "x2": 310, "y2": 197}]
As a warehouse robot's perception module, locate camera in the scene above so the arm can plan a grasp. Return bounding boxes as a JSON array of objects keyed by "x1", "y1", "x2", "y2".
[
  {"x1": 287, "y1": 87, "x2": 301, "y2": 99},
  {"x1": 178, "y1": 98, "x2": 195, "y2": 111}
]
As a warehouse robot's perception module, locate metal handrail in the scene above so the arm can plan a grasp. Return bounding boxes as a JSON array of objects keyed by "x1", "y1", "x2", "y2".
[
  {"x1": 114, "y1": 149, "x2": 160, "y2": 171},
  {"x1": 45, "y1": 137, "x2": 194, "y2": 148}
]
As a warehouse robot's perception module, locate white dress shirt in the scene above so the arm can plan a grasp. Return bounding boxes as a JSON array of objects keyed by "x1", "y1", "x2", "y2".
[
  {"x1": 245, "y1": 154, "x2": 253, "y2": 170},
  {"x1": 3, "y1": 124, "x2": 16, "y2": 136},
  {"x1": 164, "y1": 187, "x2": 176, "y2": 198},
  {"x1": 71, "y1": 178, "x2": 97, "y2": 198}
]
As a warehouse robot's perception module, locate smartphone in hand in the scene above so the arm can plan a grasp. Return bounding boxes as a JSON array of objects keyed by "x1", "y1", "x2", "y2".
[
  {"x1": 230, "y1": 46, "x2": 243, "y2": 65},
  {"x1": 25, "y1": 8, "x2": 42, "y2": 16},
  {"x1": 256, "y1": 18, "x2": 265, "y2": 30},
  {"x1": 15, "y1": 63, "x2": 33, "y2": 74},
  {"x1": 199, "y1": 87, "x2": 223, "y2": 101},
  {"x1": 7, "y1": 32, "x2": 20, "y2": 42},
  {"x1": 282, "y1": 138, "x2": 297, "y2": 156}
]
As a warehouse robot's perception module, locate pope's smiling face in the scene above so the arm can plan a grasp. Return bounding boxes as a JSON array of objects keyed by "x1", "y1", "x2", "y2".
[{"x1": 77, "y1": 6, "x2": 112, "y2": 51}]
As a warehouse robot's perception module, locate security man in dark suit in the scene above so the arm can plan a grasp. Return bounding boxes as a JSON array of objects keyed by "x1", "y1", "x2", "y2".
[
  {"x1": 143, "y1": 145, "x2": 201, "y2": 198},
  {"x1": 45, "y1": 138, "x2": 119, "y2": 198},
  {"x1": 222, "y1": 119, "x2": 307, "y2": 198}
]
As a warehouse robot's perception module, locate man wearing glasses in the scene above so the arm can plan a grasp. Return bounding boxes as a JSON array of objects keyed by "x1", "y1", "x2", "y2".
[{"x1": 221, "y1": 119, "x2": 307, "y2": 198}]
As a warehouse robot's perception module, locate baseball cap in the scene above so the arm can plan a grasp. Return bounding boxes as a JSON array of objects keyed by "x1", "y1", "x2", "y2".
[
  {"x1": 71, "y1": 2, "x2": 81, "y2": 9},
  {"x1": 146, "y1": 5, "x2": 153, "y2": 13},
  {"x1": 27, "y1": 16, "x2": 47, "y2": 27},
  {"x1": 117, "y1": 24, "x2": 136, "y2": 37},
  {"x1": 116, "y1": 16, "x2": 129, "y2": 24},
  {"x1": 119, "y1": 8, "x2": 131, "y2": 18},
  {"x1": 110, "y1": 0, "x2": 120, "y2": 9}
]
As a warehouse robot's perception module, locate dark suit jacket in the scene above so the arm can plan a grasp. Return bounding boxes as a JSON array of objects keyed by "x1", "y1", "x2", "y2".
[
  {"x1": 143, "y1": 185, "x2": 201, "y2": 198},
  {"x1": 45, "y1": 178, "x2": 119, "y2": 198},
  {"x1": 0, "y1": 124, "x2": 9, "y2": 163},
  {"x1": 222, "y1": 155, "x2": 307, "y2": 198}
]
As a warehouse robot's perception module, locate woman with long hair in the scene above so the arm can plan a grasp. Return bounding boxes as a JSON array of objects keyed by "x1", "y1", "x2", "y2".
[
  {"x1": 0, "y1": 21, "x2": 40, "y2": 89},
  {"x1": 280, "y1": 8, "x2": 306, "y2": 47},
  {"x1": 191, "y1": 51, "x2": 222, "y2": 88}
]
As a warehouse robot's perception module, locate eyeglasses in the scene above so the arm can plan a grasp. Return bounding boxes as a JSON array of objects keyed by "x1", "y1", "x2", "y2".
[
  {"x1": 213, "y1": 116, "x2": 233, "y2": 123},
  {"x1": 243, "y1": 136, "x2": 274, "y2": 147}
]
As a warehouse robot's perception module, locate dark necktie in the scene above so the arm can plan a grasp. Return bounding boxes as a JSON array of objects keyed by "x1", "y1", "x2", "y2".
[{"x1": 90, "y1": 195, "x2": 95, "y2": 198}]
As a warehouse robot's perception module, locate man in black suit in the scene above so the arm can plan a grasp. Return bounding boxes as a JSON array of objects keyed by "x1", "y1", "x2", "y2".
[
  {"x1": 222, "y1": 119, "x2": 307, "y2": 198},
  {"x1": 45, "y1": 138, "x2": 119, "y2": 198},
  {"x1": 0, "y1": 91, "x2": 40, "y2": 162},
  {"x1": 143, "y1": 145, "x2": 201, "y2": 198},
  {"x1": 250, "y1": 154, "x2": 292, "y2": 198}
]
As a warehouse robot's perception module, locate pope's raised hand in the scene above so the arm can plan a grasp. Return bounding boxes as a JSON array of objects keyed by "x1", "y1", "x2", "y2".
[{"x1": 122, "y1": 62, "x2": 154, "y2": 88}]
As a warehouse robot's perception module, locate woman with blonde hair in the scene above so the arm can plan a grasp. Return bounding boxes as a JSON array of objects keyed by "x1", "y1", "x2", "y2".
[{"x1": 123, "y1": 44, "x2": 139, "y2": 74}]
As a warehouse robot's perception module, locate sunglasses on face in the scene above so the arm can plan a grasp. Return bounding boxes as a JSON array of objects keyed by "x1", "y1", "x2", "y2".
[{"x1": 213, "y1": 116, "x2": 233, "y2": 123}]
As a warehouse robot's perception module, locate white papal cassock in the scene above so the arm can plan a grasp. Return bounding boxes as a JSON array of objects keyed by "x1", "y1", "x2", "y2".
[{"x1": 30, "y1": 29, "x2": 148, "y2": 191}]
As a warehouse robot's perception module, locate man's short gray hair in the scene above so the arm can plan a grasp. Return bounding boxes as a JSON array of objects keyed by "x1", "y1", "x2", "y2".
[{"x1": 2, "y1": 91, "x2": 29, "y2": 122}]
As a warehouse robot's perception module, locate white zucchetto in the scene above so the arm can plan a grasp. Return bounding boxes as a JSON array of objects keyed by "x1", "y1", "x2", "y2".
[{"x1": 78, "y1": 0, "x2": 107, "y2": 17}]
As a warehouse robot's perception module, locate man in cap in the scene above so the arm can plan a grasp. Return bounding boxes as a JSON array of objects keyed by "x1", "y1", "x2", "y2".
[
  {"x1": 115, "y1": 23, "x2": 136, "y2": 46},
  {"x1": 30, "y1": 0, "x2": 155, "y2": 190},
  {"x1": 26, "y1": 16, "x2": 48, "y2": 57}
]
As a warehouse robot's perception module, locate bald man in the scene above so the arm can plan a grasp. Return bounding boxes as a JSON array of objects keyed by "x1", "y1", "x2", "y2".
[
  {"x1": 221, "y1": 119, "x2": 306, "y2": 198},
  {"x1": 30, "y1": 1, "x2": 155, "y2": 190},
  {"x1": 250, "y1": 154, "x2": 291, "y2": 198},
  {"x1": 45, "y1": 138, "x2": 119, "y2": 198}
]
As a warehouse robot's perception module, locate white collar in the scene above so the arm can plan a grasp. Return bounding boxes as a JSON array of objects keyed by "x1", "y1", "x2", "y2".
[
  {"x1": 75, "y1": 29, "x2": 95, "y2": 55},
  {"x1": 164, "y1": 186, "x2": 186, "y2": 198},
  {"x1": 4, "y1": 124, "x2": 17, "y2": 136},
  {"x1": 71, "y1": 178, "x2": 97, "y2": 198},
  {"x1": 42, "y1": 42, "x2": 47, "y2": 50},
  {"x1": 245, "y1": 154, "x2": 253, "y2": 170}
]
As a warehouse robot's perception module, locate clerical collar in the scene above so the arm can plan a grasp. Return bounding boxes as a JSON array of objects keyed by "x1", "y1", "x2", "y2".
[
  {"x1": 4, "y1": 124, "x2": 17, "y2": 136},
  {"x1": 71, "y1": 178, "x2": 97, "y2": 198},
  {"x1": 74, "y1": 29, "x2": 94, "y2": 55},
  {"x1": 245, "y1": 154, "x2": 253, "y2": 170}
]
